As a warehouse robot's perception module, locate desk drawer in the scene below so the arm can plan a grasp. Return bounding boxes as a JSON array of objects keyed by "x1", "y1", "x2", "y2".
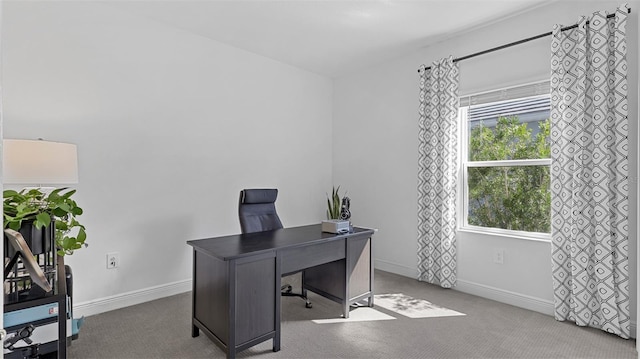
[{"x1": 281, "y1": 239, "x2": 345, "y2": 275}]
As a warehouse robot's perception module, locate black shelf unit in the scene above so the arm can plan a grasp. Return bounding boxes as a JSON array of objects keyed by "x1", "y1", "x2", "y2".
[{"x1": 4, "y1": 255, "x2": 67, "y2": 358}]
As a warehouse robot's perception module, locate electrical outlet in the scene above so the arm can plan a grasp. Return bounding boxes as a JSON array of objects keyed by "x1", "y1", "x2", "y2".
[
  {"x1": 493, "y1": 248, "x2": 505, "y2": 264},
  {"x1": 107, "y1": 252, "x2": 119, "y2": 269}
]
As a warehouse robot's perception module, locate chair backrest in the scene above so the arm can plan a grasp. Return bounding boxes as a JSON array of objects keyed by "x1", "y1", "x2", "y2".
[{"x1": 238, "y1": 189, "x2": 283, "y2": 234}]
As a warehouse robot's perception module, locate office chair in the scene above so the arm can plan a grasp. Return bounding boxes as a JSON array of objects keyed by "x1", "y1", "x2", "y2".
[{"x1": 238, "y1": 188, "x2": 311, "y2": 308}]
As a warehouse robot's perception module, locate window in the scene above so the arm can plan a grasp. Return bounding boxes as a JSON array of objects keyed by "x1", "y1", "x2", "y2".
[{"x1": 460, "y1": 82, "x2": 551, "y2": 237}]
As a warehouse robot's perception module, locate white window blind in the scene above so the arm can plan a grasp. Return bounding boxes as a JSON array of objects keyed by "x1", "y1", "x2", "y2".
[{"x1": 459, "y1": 80, "x2": 550, "y2": 107}]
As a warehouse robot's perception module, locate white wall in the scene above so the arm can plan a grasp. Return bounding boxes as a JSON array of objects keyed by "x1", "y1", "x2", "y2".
[
  {"x1": 334, "y1": 0, "x2": 639, "y2": 329},
  {"x1": 2, "y1": 2, "x2": 334, "y2": 313}
]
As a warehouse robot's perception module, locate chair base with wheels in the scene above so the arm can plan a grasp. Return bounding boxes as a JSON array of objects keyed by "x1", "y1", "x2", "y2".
[{"x1": 281, "y1": 283, "x2": 312, "y2": 308}]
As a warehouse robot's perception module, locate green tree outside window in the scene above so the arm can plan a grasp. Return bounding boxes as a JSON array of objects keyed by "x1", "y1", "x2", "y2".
[{"x1": 467, "y1": 116, "x2": 551, "y2": 233}]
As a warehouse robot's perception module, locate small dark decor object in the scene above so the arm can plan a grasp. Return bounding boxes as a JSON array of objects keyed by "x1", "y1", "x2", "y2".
[
  {"x1": 3, "y1": 188, "x2": 87, "y2": 257},
  {"x1": 340, "y1": 197, "x2": 351, "y2": 221}
]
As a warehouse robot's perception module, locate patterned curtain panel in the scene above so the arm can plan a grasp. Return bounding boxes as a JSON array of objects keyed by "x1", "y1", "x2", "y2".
[
  {"x1": 417, "y1": 57, "x2": 459, "y2": 289},
  {"x1": 550, "y1": 5, "x2": 630, "y2": 338}
]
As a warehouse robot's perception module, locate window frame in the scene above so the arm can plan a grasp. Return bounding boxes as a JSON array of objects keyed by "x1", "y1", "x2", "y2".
[{"x1": 458, "y1": 90, "x2": 552, "y2": 242}]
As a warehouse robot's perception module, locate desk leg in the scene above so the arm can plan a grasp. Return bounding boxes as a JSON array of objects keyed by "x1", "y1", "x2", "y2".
[
  {"x1": 301, "y1": 271, "x2": 308, "y2": 299},
  {"x1": 345, "y1": 235, "x2": 374, "y2": 318},
  {"x1": 273, "y1": 255, "x2": 281, "y2": 352},
  {"x1": 369, "y1": 249, "x2": 375, "y2": 308},
  {"x1": 191, "y1": 249, "x2": 200, "y2": 338},
  {"x1": 343, "y1": 256, "x2": 350, "y2": 319},
  {"x1": 368, "y1": 237, "x2": 375, "y2": 308}
]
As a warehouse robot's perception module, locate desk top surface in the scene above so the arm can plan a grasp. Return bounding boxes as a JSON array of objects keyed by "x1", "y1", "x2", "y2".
[{"x1": 187, "y1": 224, "x2": 375, "y2": 261}]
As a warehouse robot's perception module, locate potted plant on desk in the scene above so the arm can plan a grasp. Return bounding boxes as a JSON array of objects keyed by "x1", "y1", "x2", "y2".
[
  {"x1": 3, "y1": 187, "x2": 87, "y2": 256},
  {"x1": 326, "y1": 186, "x2": 351, "y2": 221}
]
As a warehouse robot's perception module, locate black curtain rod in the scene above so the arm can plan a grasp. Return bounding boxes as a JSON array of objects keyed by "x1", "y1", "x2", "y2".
[{"x1": 418, "y1": 8, "x2": 630, "y2": 73}]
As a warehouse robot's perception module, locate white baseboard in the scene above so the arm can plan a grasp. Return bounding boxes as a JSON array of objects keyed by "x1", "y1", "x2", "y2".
[
  {"x1": 72, "y1": 279, "x2": 192, "y2": 318},
  {"x1": 455, "y1": 280, "x2": 636, "y2": 338},
  {"x1": 455, "y1": 279, "x2": 554, "y2": 315},
  {"x1": 375, "y1": 260, "x2": 637, "y2": 338},
  {"x1": 374, "y1": 259, "x2": 418, "y2": 279}
]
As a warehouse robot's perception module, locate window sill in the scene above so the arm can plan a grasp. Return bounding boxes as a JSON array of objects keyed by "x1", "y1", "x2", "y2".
[{"x1": 457, "y1": 225, "x2": 551, "y2": 243}]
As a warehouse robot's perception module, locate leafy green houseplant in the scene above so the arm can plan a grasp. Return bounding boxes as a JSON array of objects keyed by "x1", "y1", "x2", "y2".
[{"x1": 3, "y1": 188, "x2": 87, "y2": 256}]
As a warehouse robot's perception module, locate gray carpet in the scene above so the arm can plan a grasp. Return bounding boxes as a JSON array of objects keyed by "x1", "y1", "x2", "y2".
[{"x1": 68, "y1": 270, "x2": 637, "y2": 358}]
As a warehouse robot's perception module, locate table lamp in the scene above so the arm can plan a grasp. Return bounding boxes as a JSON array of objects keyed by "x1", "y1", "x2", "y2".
[{"x1": 3, "y1": 139, "x2": 78, "y2": 187}]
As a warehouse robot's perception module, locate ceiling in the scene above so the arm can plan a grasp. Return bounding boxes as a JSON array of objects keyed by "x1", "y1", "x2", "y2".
[{"x1": 106, "y1": 0, "x2": 548, "y2": 78}]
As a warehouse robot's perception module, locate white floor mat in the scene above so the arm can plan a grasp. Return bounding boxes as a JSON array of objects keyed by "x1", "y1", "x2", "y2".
[
  {"x1": 312, "y1": 307, "x2": 396, "y2": 324},
  {"x1": 374, "y1": 293, "x2": 466, "y2": 318}
]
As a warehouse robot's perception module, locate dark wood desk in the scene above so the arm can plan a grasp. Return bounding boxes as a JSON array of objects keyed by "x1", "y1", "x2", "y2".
[{"x1": 187, "y1": 224, "x2": 375, "y2": 359}]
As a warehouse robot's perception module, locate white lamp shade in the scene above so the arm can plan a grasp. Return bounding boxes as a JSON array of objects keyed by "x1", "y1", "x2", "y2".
[{"x1": 3, "y1": 139, "x2": 79, "y2": 185}]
